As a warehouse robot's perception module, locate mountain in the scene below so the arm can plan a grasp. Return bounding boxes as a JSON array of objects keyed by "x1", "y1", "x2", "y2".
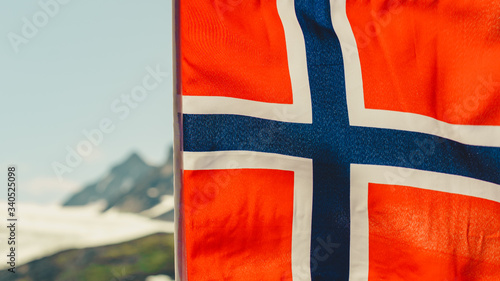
[
  {"x1": 63, "y1": 152, "x2": 156, "y2": 207},
  {"x1": 0, "y1": 233, "x2": 175, "y2": 281},
  {"x1": 103, "y1": 148, "x2": 174, "y2": 214},
  {"x1": 63, "y1": 147, "x2": 175, "y2": 221}
]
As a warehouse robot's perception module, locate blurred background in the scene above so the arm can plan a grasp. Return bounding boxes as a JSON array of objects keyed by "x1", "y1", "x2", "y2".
[{"x1": 0, "y1": 1, "x2": 175, "y2": 280}]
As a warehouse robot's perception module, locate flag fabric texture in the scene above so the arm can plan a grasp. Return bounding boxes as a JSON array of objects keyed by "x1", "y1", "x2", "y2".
[{"x1": 174, "y1": 0, "x2": 500, "y2": 280}]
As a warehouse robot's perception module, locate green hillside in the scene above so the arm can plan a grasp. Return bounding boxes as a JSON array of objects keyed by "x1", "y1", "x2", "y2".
[{"x1": 0, "y1": 233, "x2": 174, "y2": 281}]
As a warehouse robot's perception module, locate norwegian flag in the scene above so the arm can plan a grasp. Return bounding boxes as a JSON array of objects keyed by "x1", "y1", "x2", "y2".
[{"x1": 174, "y1": 0, "x2": 500, "y2": 280}]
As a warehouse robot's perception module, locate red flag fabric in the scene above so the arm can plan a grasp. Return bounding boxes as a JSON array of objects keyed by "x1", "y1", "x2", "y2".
[{"x1": 174, "y1": 0, "x2": 500, "y2": 280}]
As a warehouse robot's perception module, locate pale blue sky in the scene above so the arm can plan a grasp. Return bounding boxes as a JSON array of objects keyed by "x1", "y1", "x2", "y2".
[{"x1": 0, "y1": 0, "x2": 173, "y2": 204}]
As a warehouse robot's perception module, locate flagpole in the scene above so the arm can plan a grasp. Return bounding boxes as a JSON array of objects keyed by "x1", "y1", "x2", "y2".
[{"x1": 172, "y1": 0, "x2": 184, "y2": 279}]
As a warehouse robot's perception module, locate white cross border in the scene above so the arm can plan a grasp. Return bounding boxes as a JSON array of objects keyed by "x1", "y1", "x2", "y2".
[
  {"x1": 330, "y1": 0, "x2": 500, "y2": 147},
  {"x1": 183, "y1": 151, "x2": 313, "y2": 281},
  {"x1": 349, "y1": 164, "x2": 500, "y2": 281},
  {"x1": 181, "y1": 0, "x2": 312, "y2": 124}
]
